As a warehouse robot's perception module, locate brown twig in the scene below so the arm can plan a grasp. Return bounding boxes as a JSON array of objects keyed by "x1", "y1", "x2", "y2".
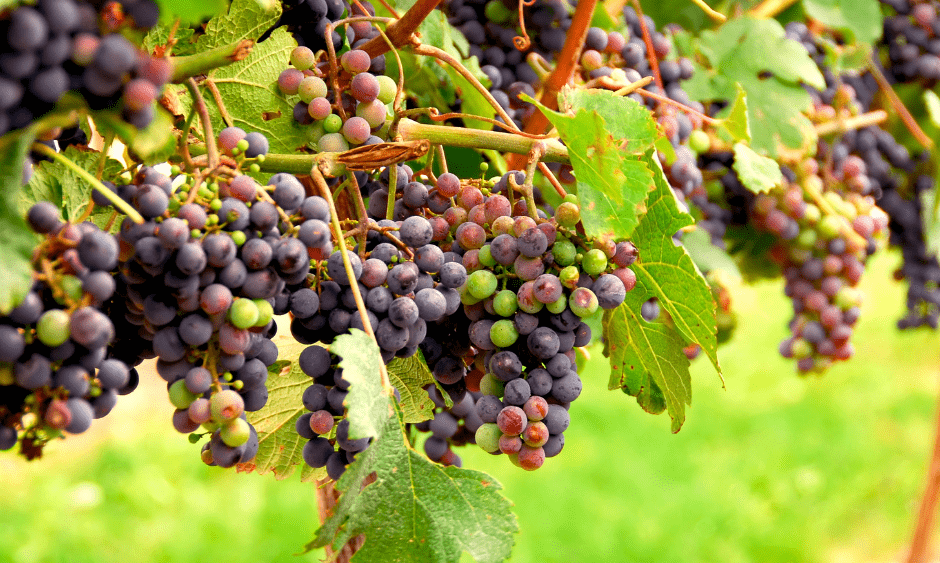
[
  {"x1": 906, "y1": 389, "x2": 940, "y2": 563},
  {"x1": 204, "y1": 79, "x2": 234, "y2": 129},
  {"x1": 636, "y1": 87, "x2": 720, "y2": 125},
  {"x1": 512, "y1": 0, "x2": 536, "y2": 50},
  {"x1": 867, "y1": 55, "x2": 934, "y2": 149},
  {"x1": 186, "y1": 78, "x2": 219, "y2": 170},
  {"x1": 632, "y1": 0, "x2": 664, "y2": 95},
  {"x1": 814, "y1": 110, "x2": 888, "y2": 136}
]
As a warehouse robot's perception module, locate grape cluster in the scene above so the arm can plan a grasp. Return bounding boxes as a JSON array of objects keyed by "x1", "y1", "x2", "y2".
[
  {"x1": 280, "y1": 47, "x2": 394, "y2": 151},
  {"x1": 414, "y1": 386, "x2": 484, "y2": 468},
  {"x1": 751, "y1": 158, "x2": 887, "y2": 374},
  {"x1": 96, "y1": 135, "x2": 306, "y2": 467},
  {"x1": 0, "y1": 0, "x2": 166, "y2": 136},
  {"x1": 295, "y1": 346, "x2": 376, "y2": 479},
  {"x1": 881, "y1": 0, "x2": 940, "y2": 84},
  {"x1": 0, "y1": 203, "x2": 134, "y2": 457}
]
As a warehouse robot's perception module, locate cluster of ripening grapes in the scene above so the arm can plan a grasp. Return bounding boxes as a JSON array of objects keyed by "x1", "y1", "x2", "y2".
[
  {"x1": 279, "y1": 46, "x2": 395, "y2": 150},
  {"x1": 881, "y1": 0, "x2": 940, "y2": 83},
  {"x1": 751, "y1": 153, "x2": 888, "y2": 374},
  {"x1": 1, "y1": 0, "x2": 167, "y2": 136}
]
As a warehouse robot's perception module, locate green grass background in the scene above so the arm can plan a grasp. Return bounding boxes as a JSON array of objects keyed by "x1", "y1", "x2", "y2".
[{"x1": 1, "y1": 251, "x2": 937, "y2": 563}]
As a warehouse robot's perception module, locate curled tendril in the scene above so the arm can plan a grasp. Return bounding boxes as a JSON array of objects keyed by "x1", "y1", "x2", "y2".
[{"x1": 512, "y1": 0, "x2": 537, "y2": 50}]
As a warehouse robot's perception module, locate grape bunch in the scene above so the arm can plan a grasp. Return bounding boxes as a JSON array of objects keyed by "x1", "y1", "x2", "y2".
[
  {"x1": 0, "y1": 202, "x2": 134, "y2": 458},
  {"x1": 0, "y1": 0, "x2": 166, "y2": 136},
  {"x1": 880, "y1": 0, "x2": 940, "y2": 84},
  {"x1": 414, "y1": 386, "x2": 485, "y2": 468},
  {"x1": 280, "y1": 46, "x2": 394, "y2": 151}
]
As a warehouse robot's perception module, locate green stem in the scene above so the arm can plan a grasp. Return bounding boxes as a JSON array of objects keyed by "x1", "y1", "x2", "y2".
[
  {"x1": 170, "y1": 40, "x2": 254, "y2": 83},
  {"x1": 32, "y1": 143, "x2": 145, "y2": 224},
  {"x1": 397, "y1": 118, "x2": 569, "y2": 163},
  {"x1": 386, "y1": 164, "x2": 398, "y2": 221}
]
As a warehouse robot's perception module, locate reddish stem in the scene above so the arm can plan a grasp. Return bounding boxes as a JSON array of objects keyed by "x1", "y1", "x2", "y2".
[
  {"x1": 907, "y1": 391, "x2": 940, "y2": 563},
  {"x1": 358, "y1": 0, "x2": 442, "y2": 59},
  {"x1": 631, "y1": 0, "x2": 664, "y2": 95}
]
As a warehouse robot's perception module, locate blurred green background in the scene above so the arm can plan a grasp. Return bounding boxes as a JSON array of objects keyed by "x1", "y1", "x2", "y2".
[{"x1": 1, "y1": 251, "x2": 937, "y2": 563}]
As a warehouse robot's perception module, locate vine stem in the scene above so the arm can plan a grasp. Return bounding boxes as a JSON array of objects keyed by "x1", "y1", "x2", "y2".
[
  {"x1": 506, "y1": 0, "x2": 597, "y2": 170},
  {"x1": 635, "y1": 87, "x2": 720, "y2": 126},
  {"x1": 397, "y1": 118, "x2": 569, "y2": 162},
  {"x1": 185, "y1": 78, "x2": 219, "y2": 170},
  {"x1": 31, "y1": 143, "x2": 145, "y2": 224},
  {"x1": 358, "y1": 0, "x2": 441, "y2": 59},
  {"x1": 867, "y1": 55, "x2": 934, "y2": 149},
  {"x1": 749, "y1": 0, "x2": 799, "y2": 18},
  {"x1": 814, "y1": 110, "x2": 887, "y2": 136},
  {"x1": 170, "y1": 40, "x2": 254, "y2": 83},
  {"x1": 690, "y1": 0, "x2": 726, "y2": 21},
  {"x1": 906, "y1": 387, "x2": 940, "y2": 563}
]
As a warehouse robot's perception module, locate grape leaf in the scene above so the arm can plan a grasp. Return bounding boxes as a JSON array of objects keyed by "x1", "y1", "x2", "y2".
[
  {"x1": 239, "y1": 334, "x2": 325, "y2": 482},
  {"x1": 21, "y1": 146, "x2": 123, "y2": 222},
  {"x1": 602, "y1": 153, "x2": 720, "y2": 432},
  {"x1": 683, "y1": 17, "x2": 824, "y2": 156},
  {"x1": 719, "y1": 84, "x2": 750, "y2": 143},
  {"x1": 387, "y1": 353, "x2": 437, "y2": 423},
  {"x1": 143, "y1": 24, "x2": 197, "y2": 56},
  {"x1": 182, "y1": 27, "x2": 311, "y2": 154},
  {"x1": 560, "y1": 88, "x2": 659, "y2": 150},
  {"x1": 732, "y1": 142, "x2": 783, "y2": 194},
  {"x1": 525, "y1": 90, "x2": 655, "y2": 240},
  {"x1": 307, "y1": 407, "x2": 517, "y2": 563},
  {"x1": 154, "y1": 0, "x2": 231, "y2": 26},
  {"x1": 802, "y1": 0, "x2": 882, "y2": 46},
  {"x1": 333, "y1": 330, "x2": 390, "y2": 441},
  {"x1": 194, "y1": 0, "x2": 281, "y2": 51},
  {"x1": 0, "y1": 132, "x2": 37, "y2": 314}
]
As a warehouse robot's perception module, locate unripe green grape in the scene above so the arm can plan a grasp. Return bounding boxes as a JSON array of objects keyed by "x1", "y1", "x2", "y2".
[
  {"x1": 835, "y1": 287, "x2": 863, "y2": 310},
  {"x1": 36, "y1": 309, "x2": 70, "y2": 347},
  {"x1": 467, "y1": 269, "x2": 498, "y2": 299},
  {"x1": 236, "y1": 139, "x2": 249, "y2": 153},
  {"x1": 478, "y1": 245, "x2": 497, "y2": 268},
  {"x1": 479, "y1": 373, "x2": 505, "y2": 396},
  {"x1": 323, "y1": 113, "x2": 343, "y2": 134},
  {"x1": 169, "y1": 379, "x2": 199, "y2": 409},
  {"x1": 818, "y1": 215, "x2": 842, "y2": 239},
  {"x1": 493, "y1": 289, "x2": 518, "y2": 317},
  {"x1": 290, "y1": 46, "x2": 316, "y2": 70},
  {"x1": 376, "y1": 75, "x2": 397, "y2": 104},
  {"x1": 490, "y1": 319, "x2": 518, "y2": 347},
  {"x1": 569, "y1": 287, "x2": 599, "y2": 317},
  {"x1": 553, "y1": 240, "x2": 577, "y2": 267},
  {"x1": 554, "y1": 202, "x2": 580, "y2": 228},
  {"x1": 797, "y1": 228, "x2": 816, "y2": 248},
  {"x1": 202, "y1": 420, "x2": 220, "y2": 433},
  {"x1": 803, "y1": 204, "x2": 821, "y2": 224},
  {"x1": 228, "y1": 298, "x2": 259, "y2": 329},
  {"x1": 791, "y1": 338, "x2": 812, "y2": 359},
  {"x1": 230, "y1": 230, "x2": 246, "y2": 246},
  {"x1": 220, "y1": 417, "x2": 251, "y2": 447},
  {"x1": 545, "y1": 294, "x2": 567, "y2": 314},
  {"x1": 563, "y1": 193, "x2": 579, "y2": 205},
  {"x1": 582, "y1": 248, "x2": 608, "y2": 276},
  {"x1": 688, "y1": 129, "x2": 710, "y2": 153},
  {"x1": 559, "y1": 265, "x2": 580, "y2": 289},
  {"x1": 475, "y1": 422, "x2": 502, "y2": 453},
  {"x1": 298, "y1": 76, "x2": 328, "y2": 103},
  {"x1": 460, "y1": 285, "x2": 482, "y2": 305},
  {"x1": 318, "y1": 132, "x2": 349, "y2": 153},
  {"x1": 484, "y1": 0, "x2": 513, "y2": 22},
  {"x1": 211, "y1": 389, "x2": 245, "y2": 422},
  {"x1": 254, "y1": 299, "x2": 274, "y2": 327}
]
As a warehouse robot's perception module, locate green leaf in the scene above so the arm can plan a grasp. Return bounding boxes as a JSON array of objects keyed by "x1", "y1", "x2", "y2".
[
  {"x1": 526, "y1": 90, "x2": 655, "y2": 240},
  {"x1": 154, "y1": 0, "x2": 231, "y2": 26},
  {"x1": 387, "y1": 353, "x2": 436, "y2": 423},
  {"x1": 22, "y1": 147, "x2": 123, "y2": 222},
  {"x1": 719, "y1": 84, "x2": 750, "y2": 143},
  {"x1": 684, "y1": 17, "x2": 824, "y2": 156},
  {"x1": 182, "y1": 27, "x2": 311, "y2": 154},
  {"x1": 308, "y1": 407, "x2": 517, "y2": 562},
  {"x1": 732, "y1": 142, "x2": 783, "y2": 194},
  {"x1": 194, "y1": 0, "x2": 281, "y2": 52},
  {"x1": 0, "y1": 132, "x2": 37, "y2": 314},
  {"x1": 924, "y1": 91, "x2": 940, "y2": 129},
  {"x1": 817, "y1": 37, "x2": 873, "y2": 74},
  {"x1": 332, "y1": 330, "x2": 390, "y2": 441},
  {"x1": 560, "y1": 88, "x2": 659, "y2": 150},
  {"x1": 603, "y1": 153, "x2": 720, "y2": 432},
  {"x1": 802, "y1": 0, "x2": 882, "y2": 46},
  {"x1": 92, "y1": 107, "x2": 177, "y2": 164},
  {"x1": 240, "y1": 335, "x2": 325, "y2": 482},
  {"x1": 144, "y1": 24, "x2": 197, "y2": 55}
]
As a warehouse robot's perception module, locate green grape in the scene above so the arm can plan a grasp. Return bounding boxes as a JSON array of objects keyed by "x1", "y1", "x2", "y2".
[
  {"x1": 559, "y1": 265, "x2": 580, "y2": 289},
  {"x1": 220, "y1": 418, "x2": 251, "y2": 447},
  {"x1": 36, "y1": 309, "x2": 70, "y2": 347},
  {"x1": 323, "y1": 113, "x2": 343, "y2": 134},
  {"x1": 298, "y1": 76, "x2": 328, "y2": 104},
  {"x1": 478, "y1": 245, "x2": 497, "y2": 268},
  {"x1": 569, "y1": 287, "x2": 599, "y2": 317},
  {"x1": 235, "y1": 139, "x2": 249, "y2": 153},
  {"x1": 582, "y1": 248, "x2": 608, "y2": 276},
  {"x1": 169, "y1": 379, "x2": 199, "y2": 409},
  {"x1": 563, "y1": 193, "x2": 579, "y2": 205},
  {"x1": 290, "y1": 46, "x2": 316, "y2": 70},
  {"x1": 791, "y1": 338, "x2": 812, "y2": 359},
  {"x1": 460, "y1": 285, "x2": 482, "y2": 305},
  {"x1": 554, "y1": 202, "x2": 580, "y2": 228},
  {"x1": 254, "y1": 299, "x2": 274, "y2": 327},
  {"x1": 475, "y1": 422, "x2": 502, "y2": 453},
  {"x1": 230, "y1": 231, "x2": 247, "y2": 246},
  {"x1": 490, "y1": 319, "x2": 518, "y2": 347},
  {"x1": 479, "y1": 373, "x2": 505, "y2": 396},
  {"x1": 493, "y1": 289, "x2": 518, "y2": 317},
  {"x1": 484, "y1": 0, "x2": 513, "y2": 22},
  {"x1": 553, "y1": 240, "x2": 577, "y2": 267},
  {"x1": 376, "y1": 75, "x2": 397, "y2": 104},
  {"x1": 467, "y1": 269, "x2": 498, "y2": 299},
  {"x1": 545, "y1": 294, "x2": 567, "y2": 314},
  {"x1": 228, "y1": 298, "x2": 260, "y2": 329},
  {"x1": 818, "y1": 215, "x2": 842, "y2": 239},
  {"x1": 688, "y1": 129, "x2": 710, "y2": 153}
]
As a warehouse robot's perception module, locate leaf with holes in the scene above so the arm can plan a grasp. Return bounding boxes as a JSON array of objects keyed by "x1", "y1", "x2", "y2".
[
  {"x1": 238, "y1": 334, "x2": 325, "y2": 482},
  {"x1": 307, "y1": 406, "x2": 517, "y2": 562}
]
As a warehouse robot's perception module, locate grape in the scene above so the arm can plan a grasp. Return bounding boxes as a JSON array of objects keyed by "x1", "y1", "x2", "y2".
[
  {"x1": 593, "y1": 274, "x2": 627, "y2": 309},
  {"x1": 582, "y1": 248, "x2": 608, "y2": 275},
  {"x1": 414, "y1": 288, "x2": 446, "y2": 321},
  {"x1": 522, "y1": 421, "x2": 549, "y2": 447},
  {"x1": 169, "y1": 379, "x2": 199, "y2": 409},
  {"x1": 319, "y1": 132, "x2": 349, "y2": 152},
  {"x1": 0, "y1": 427, "x2": 17, "y2": 451},
  {"x1": 493, "y1": 289, "x2": 518, "y2": 317},
  {"x1": 430, "y1": 412, "x2": 459, "y2": 439},
  {"x1": 504, "y1": 377, "x2": 531, "y2": 406},
  {"x1": 0, "y1": 326, "x2": 24, "y2": 363},
  {"x1": 185, "y1": 367, "x2": 213, "y2": 395},
  {"x1": 278, "y1": 68, "x2": 304, "y2": 95},
  {"x1": 27, "y1": 201, "x2": 61, "y2": 234},
  {"x1": 65, "y1": 398, "x2": 94, "y2": 434},
  {"x1": 342, "y1": 49, "x2": 372, "y2": 74},
  {"x1": 496, "y1": 406, "x2": 526, "y2": 435},
  {"x1": 350, "y1": 72, "x2": 380, "y2": 103},
  {"x1": 388, "y1": 297, "x2": 419, "y2": 328},
  {"x1": 298, "y1": 76, "x2": 328, "y2": 103},
  {"x1": 400, "y1": 216, "x2": 434, "y2": 248},
  {"x1": 533, "y1": 274, "x2": 563, "y2": 304},
  {"x1": 439, "y1": 262, "x2": 467, "y2": 289},
  {"x1": 342, "y1": 116, "x2": 371, "y2": 145},
  {"x1": 489, "y1": 350, "x2": 522, "y2": 381},
  {"x1": 489, "y1": 319, "x2": 519, "y2": 347},
  {"x1": 475, "y1": 423, "x2": 501, "y2": 453},
  {"x1": 569, "y1": 288, "x2": 599, "y2": 317},
  {"x1": 551, "y1": 372, "x2": 582, "y2": 402},
  {"x1": 517, "y1": 444, "x2": 545, "y2": 470},
  {"x1": 211, "y1": 390, "x2": 245, "y2": 422},
  {"x1": 36, "y1": 309, "x2": 70, "y2": 347},
  {"x1": 499, "y1": 434, "x2": 523, "y2": 455},
  {"x1": 327, "y1": 250, "x2": 363, "y2": 285},
  {"x1": 303, "y1": 437, "x2": 335, "y2": 468},
  {"x1": 527, "y1": 327, "x2": 560, "y2": 360},
  {"x1": 308, "y1": 97, "x2": 333, "y2": 120},
  {"x1": 387, "y1": 262, "x2": 419, "y2": 295},
  {"x1": 54, "y1": 365, "x2": 89, "y2": 397},
  {"x1": 200, "y1": 284, "x2": 233, "y2": 315},
  {"x1": 290, "y1": 46, "x2": 316, "y2": 70},
  {"x1": 436, "y1": 173, "x2": 461, "y2": 197},
  {"x1": 466, "y1": 269, "x2": 497, "y2": 299},
  {"x1": 513, "y1": 255, "x2": 545, "y2": 281},
  {"x1": 244, "y1": 132, "x2": 269, "y2": 158},
  {"x1": 221, "y1": 418, "x2": 251, "y2": 447},
  {"x1": 356, "y1": 99, "x2": 387, "y2": 128}
]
